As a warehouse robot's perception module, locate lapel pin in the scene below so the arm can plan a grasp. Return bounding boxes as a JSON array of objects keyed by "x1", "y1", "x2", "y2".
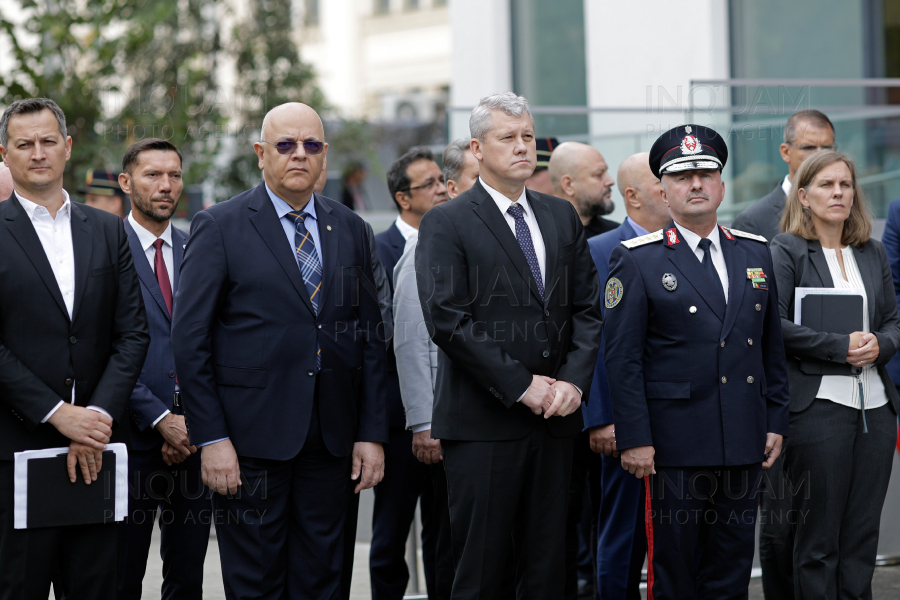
[
  {"x1": 662, "y1": 273, "x2": 677, "y2": 292},
  {"x1": 327, "y1": 225, "x2": 332, "y2": 231}
]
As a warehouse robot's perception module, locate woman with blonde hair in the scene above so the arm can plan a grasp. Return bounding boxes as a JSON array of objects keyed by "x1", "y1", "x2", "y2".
[{"x1": 770, "y1": 150, "x2": 900, "y2": 599}]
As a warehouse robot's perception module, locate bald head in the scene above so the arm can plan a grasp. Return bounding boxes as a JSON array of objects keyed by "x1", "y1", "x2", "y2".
[
  {"x1": 254, "y1": 102, "x2": 328, "y2": 210},
  {"x1": 0, "y1": 162, "x2": 12, "y2": 201},
  {"x1": 616, "y1": 152, "x2": 669, "y2": 232},
  {"x1": 548, "y1": 142, "x2": 615, "y2": 225}
]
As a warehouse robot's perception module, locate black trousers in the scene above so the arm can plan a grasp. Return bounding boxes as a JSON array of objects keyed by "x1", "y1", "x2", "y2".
[
  {"x1": 646, "y1": 464, "x2": 762, "y2": 600},
  {"x1": 428, "y1": 459, "x2": 456, "y2": 600},
  {"x1": 214, "y1": 396, "x2": 353, "y2": 600},
  {"x1": 565, "y1": 430, "x2": 602, "y2": 600},
  {"x1": 442, "y1": 427, "x2": 575, "y2": 600},
  {"x1": 0, "y1": 460, "x2": 118, "y2": 600},
  {"x1": 117, "y1": 448, "x2": 211, "y2": 600},
  {"x1": 786, "y1": 399, "x2": 896, "y2": 600},
  {"x1": 758, "y1": 441, "x2": 794, "y2": 600}
]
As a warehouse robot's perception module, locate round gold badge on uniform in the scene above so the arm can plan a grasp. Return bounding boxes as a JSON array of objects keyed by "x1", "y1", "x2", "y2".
[{"x1": 605, "y1": 277, "x2": 624, "y2": 309}]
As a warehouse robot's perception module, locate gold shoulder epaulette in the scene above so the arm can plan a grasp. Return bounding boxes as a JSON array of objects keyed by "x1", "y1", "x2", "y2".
[
  {"x1": 621, "y1": 229, "x2": 663, "y2": 249},
  {"x1": 729, "y1": 228, "x2": 768, "y2": 243}
]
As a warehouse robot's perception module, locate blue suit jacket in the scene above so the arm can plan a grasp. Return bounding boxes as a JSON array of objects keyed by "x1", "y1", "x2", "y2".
[
  {"x1": 172, "y1": 184, "x2": 389, "y2": 460},
  {"x1": 882, "y1": 198, "x2": 900, "y2": 387},
  {"x1": 604, "y1": 221, "x2": 790, "y2": 467},
  {"x1": 374, "y1": 222, "x2": 407, "y2": 428},
  {"x1": 125, "y1": 219, "x2": 188, "y2": 452},
  {"x1": 583, "y1": 220, "x2": 638, "y2": 430}
]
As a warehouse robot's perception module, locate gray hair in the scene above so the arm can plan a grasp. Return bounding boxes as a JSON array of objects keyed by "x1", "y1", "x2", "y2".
[
  {"x1": 442, "y1": 139, "x2": 472, "y2": 182},
  {"x1": 469, "y1": 92, "x2": 532, "y2": 142},
  {"x1": 0, "y1": 98, "x2": 68, "y2": 147}
]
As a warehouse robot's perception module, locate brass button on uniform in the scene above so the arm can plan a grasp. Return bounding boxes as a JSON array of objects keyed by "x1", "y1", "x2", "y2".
[
  {"x1": 747, "y1": 376, "x2": 755, "y2": 384},
  {"x1": 64, "y1": 378, "x2": 73, "y2": 386},
  {"x1": 721, "y1": 376, "x2": 727, "y2": 384},
  {"x1": 689, "y1": 306, "x2": 697, "y2": 314},
  {"x1": 747, "y1": 338, "x2": 753, "y2": 346},
  {"x1": 720, "y1": 341, "x2": 725, "y2": 348},
  {"x1": 755, "y1": 303, "x2": 761, "y2": 311}
]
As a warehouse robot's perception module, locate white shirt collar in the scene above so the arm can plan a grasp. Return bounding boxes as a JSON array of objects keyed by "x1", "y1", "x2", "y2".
[
  {"x1": 127, "y1": 211, "x2": 173, "y2": 251},
  {"x1": 394, "y1": 215, "x2": 418, "y2": 241},
  {"x1": 480, "y1": 177, "x2": 529, "y2": 216},
  {"x1": 16, "y1": 189, "x2": 71, "y2": 220},
  {"x1": 674, "y1": 221, "x2": 722, "y2": 254},
  {"x1": 782, "y1": 174, "x2": 792, "y2": 197}
]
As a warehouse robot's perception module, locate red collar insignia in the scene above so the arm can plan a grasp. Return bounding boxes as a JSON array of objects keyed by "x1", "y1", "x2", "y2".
[
  {"x1": 719, "y1": 225, "x2": 734, "y2": 241},
  {"x1": 665, "y1": 228, "x2": 680, "y2": 245}
]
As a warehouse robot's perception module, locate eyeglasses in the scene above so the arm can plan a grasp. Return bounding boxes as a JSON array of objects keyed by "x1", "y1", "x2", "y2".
[
  {"x1": 261, "y1": 140, "x2": 326, "y2": 155},
  {"x1": 403, "y1": 176, "x2": 446, "y2": 193},
  {"x1": 787, "y1": 142, "x2": 837, "y2": 152}
]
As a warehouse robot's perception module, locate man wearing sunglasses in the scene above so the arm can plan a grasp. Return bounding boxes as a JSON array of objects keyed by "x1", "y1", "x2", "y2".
[
  {"x1": 731, "y1": 109, "x2": 836, "y2": 243},
  {"x1": 172, "y1": 102, "x2": 388, "y2": 599}
]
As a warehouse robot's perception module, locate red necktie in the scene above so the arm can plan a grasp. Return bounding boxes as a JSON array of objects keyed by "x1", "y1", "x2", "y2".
[{"x1": 153, "y1": 238, "x2": 173, "y2": 316}]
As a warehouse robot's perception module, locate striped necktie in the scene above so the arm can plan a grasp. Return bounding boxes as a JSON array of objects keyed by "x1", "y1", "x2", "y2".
[{"x1": 288, "y1": 211, "x2": 323, "y2": 369}]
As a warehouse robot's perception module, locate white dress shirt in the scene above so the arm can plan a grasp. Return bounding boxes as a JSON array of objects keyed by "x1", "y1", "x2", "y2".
[
  {"x1": 16, "y1": 191, "x2": 111, "y2": 423},
  {"x1": 395, "y1": 215, "x2": 418, "y2": 241},
  {"x1": 781, "y1": 174, "x2": 792, "y2": 198},
  {"x1": 815, "y1": 246, "x2": 888, "y2": 410},
  {"x1": 674, "y1": 222, "x2": 730, "y2": 302},
  {"x1": 481, "y1": 177, "x2": 546, "y2": 282},
  {"x1": 127, "y1": 212, "x2": 176, "y2": 427}
]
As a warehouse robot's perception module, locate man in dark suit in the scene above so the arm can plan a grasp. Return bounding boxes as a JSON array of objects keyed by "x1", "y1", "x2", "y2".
[
  {"x1": 0, "y1": 97, "x2": 149, "y2": 599},
  {"x1": 171, "y1": 102, "x2": 388, "y2": 600},
  {"x1": 731, "y1": 110, "x2": 835, "y2": 242},
  {"x1": 730, "y1": 109, "x2": 835, "y2": 600},
  {"x1": 604, "y1": 125, "x2": 791, "y2": 599},
  {"x1": 116, "y1": 138, "x2": 210, "y2": 600},
  {"x1": 416, "y1": 92, "x2": 603, "y2": 600},
  {"x1": 365, "y1": 147, "x2": 447, "y2": 600},
  {"x1": 585, "y1": 152, "x2": 668, "y2": 599}
]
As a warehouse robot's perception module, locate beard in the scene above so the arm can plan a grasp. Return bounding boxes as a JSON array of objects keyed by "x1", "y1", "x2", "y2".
[
  {"x1": 131, "y1": 189, "x2": 177, "y2": 222},
  {"x1": 581, "y1": 190, "x2": 615, "y2": 218}
]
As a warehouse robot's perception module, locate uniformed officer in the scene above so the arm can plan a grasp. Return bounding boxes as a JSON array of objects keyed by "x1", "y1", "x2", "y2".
[{"x1": 603, "y1": 125, "x2": 791, "y2": 599}]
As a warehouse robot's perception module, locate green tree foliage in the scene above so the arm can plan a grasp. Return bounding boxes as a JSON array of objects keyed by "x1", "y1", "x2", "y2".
[{"x1": 0, "y1": 0, "x2": 325, "y2": 208}]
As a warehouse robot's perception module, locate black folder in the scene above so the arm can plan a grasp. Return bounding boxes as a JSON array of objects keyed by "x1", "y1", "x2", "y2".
[
  {"x1": 25, "y1": 450, "x2": 117, "y2": 529},
  {"x1": 799, "y1": 293, "x2": 864, "y2": 334}
]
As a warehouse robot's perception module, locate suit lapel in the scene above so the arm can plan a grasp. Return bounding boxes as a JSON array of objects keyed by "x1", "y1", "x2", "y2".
[
  {"x1": 529, "y1": 191, "x2": 557, "y2": 305},
  {"x1": 719, "y1": 228, "x2": 746, "y2": 340},
  {"x1": 172, "y1": 227, "x2": 186, "y2": 295},
  {"x1": 314, "y1": 194, "x2": 338, "y2": 309},
  {"x1": 69, "y1": 203, "x2": 93, "y2": 322},
  {"x1": 3, "y1": 197, "x2": 69, "y2": 320},
  {"x1": 664, "y1": 224, "x2": 725, "y2": 322},
  {"x1": 124, "y1": 218, "x2": 171, "y2": 321},
  {"x1": 471, "y1": 182, "x2": 544, "y2": 306},
  {"x1": 854, "y1": 243, "x2": 877, "y2": 330},
  {"x1": 247, "y1": 184, "x2": 316, "y2": 316},
  {"x1": 806, "y1": 239, "x2": 834, "y2": 287}
]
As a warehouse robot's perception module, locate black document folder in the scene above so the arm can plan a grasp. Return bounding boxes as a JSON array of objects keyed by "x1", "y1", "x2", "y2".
[
  {"x1": 799, "y1": 293, "x2": 864, "y2": 334},
  {"x1": 25, "y1": 450, "x2": 117, "y2": 529}
]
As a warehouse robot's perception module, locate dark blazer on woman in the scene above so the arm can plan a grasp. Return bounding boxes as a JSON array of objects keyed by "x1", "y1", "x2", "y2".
[{"x1": 769, "y1": 232, "x2": 900, "y2": 414}]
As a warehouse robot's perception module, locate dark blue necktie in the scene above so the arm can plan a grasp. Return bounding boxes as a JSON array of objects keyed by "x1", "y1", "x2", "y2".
[
  {"x1": 507, "y1": 203, "x2": 543, "y2": 300},
  {"x1": 288, "y1": 211, "x2": 322, "y2": 369},
  {"x1": 699, "y1": 238, "x2": 725, "y2": 299}
]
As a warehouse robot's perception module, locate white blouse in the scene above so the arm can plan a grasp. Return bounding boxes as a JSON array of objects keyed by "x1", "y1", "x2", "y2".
[{"x1": 815, "y1": 246, "x2": 888, "y2": 410}]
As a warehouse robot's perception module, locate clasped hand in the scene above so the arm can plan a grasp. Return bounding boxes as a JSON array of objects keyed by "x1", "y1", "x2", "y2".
[
  {"x1": 519, "y1": 375, "x2": 581, "y2": 418},
  {"x1": 847, "y1": 331, "x2": 879, "y2": 367},
  {"x1": 47, "y1": 403, "x2": 113, "y2": 484}
]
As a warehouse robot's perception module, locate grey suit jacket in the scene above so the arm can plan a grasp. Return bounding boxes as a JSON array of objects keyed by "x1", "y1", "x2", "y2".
[
  {"x1": 769, "y1": 232, "x2": 900, "y2": 414},
  {"x1": 393, "y1": 233, "x2": 438, "y2": 428},
  {"x1": 731, "y1": 184, "x2": 786, "y2": 242}
]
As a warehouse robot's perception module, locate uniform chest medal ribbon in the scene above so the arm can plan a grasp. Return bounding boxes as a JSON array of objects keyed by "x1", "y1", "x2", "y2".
[{"x1": 747, "y1": 268, "x2": 767, "y2": 290}]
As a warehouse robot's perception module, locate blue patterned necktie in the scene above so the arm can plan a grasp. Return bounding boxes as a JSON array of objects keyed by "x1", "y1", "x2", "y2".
[
  {"x1": 288, "y1": 211, "x2": 323, "y2": 368},
  {"x1": 507, "y1": 203, "x2": 544, "y2": 300},
  {"x1": 699, "y1": 238, "x2": 725, "y2": 299}
]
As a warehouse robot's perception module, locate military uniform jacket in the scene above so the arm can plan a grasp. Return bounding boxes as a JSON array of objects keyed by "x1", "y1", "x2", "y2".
[{"x1": 603, "y1": 221, "x2": 790, "y2": 467}]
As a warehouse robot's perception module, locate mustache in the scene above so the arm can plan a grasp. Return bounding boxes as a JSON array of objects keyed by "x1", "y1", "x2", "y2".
[{"x1": 688, "y1": 192, "x2": 710, "y2": 201}]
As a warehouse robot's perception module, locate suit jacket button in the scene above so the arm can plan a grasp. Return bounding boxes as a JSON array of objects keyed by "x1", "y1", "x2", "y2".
[
  {"x1": 168, "y1": 370, "x2": 175, "y2": 377},
  {"x1": 544, "y1": 309, "x2": 550, "y2": 317},
  {"x1": 64, "y1": 378, "x2": 73, "y2": 386},
  {"x1": 755, "y1": 303, "x2": 762, "y2": 311},
  {"x1": 307, "y1": 370, "x2": 315, "y2": 377},
  {"x1": 317, "y1": 324, "x2": 322, "y2": 329},
  {"x1": 827, "y1": 354, "x2": 834, "y2": 361},
  {"x1": 721, "y1": 376, "x2": 727, "y2": 384},
  {"x1": 69, "y1": 336, "x2": 77, "y2": 344},
  {"x1": 747, "y1": 376, "x2": 755, "y2": 384},
  {"x1": 720, "y1": 341, "x2": 725, "y2": 348},
  {"x1": 542, "y1": 350, "x2": 550, "y2": 358}
]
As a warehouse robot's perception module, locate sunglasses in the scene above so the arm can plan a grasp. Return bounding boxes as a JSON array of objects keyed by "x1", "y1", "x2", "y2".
[{"x1": 262, "y1": 140, "x2": 325, "y2": 155}]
